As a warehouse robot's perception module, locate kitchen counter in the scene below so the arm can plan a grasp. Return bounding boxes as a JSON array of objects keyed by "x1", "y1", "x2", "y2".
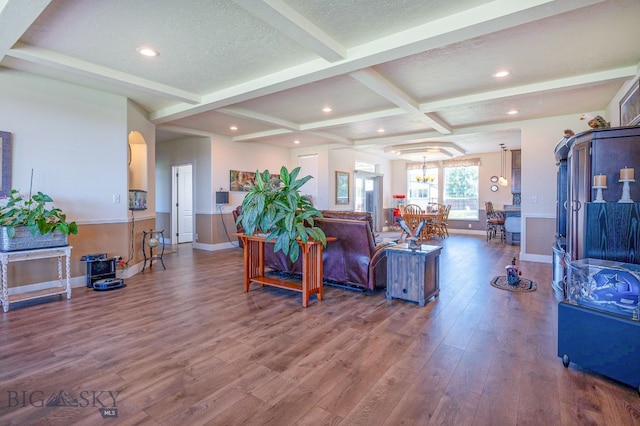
[
  {"x1": 503, "y1": 205, "x2": 521, "y2": 214},
  {"x1": 502, "y1": 205, "x2": 520, "y2": 245}
]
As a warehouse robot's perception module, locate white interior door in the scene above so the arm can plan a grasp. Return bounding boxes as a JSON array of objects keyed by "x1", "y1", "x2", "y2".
[{"x1": 174, "y1": 164, "x2": 193, "y2": 243}]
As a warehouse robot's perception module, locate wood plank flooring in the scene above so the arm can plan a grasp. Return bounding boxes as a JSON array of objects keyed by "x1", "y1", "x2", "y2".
[{"x1": 1, "y1": 234, "x2": 640, "y2": 425}]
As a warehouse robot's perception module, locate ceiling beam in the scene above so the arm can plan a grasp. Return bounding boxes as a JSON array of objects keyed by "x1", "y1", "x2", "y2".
[
  {"x1": 222, "y1": 65, "x2": 633, "y2": 148},
  {"x1": 0, "y1": 0, "x2": 51, "y2": 61},
  {"x1": 151, "y1": 0, "x2": 604, "y2": 123},
  {"x1": 156, "y1": 125, "x2": 213, "y2": 138},
  {"x1": 421, "y1": 66, "x2": 638, "y2": 111},
  {"x1": 7, "y1": 43, "x2": 201, "y2": 104},
  {"x1": 350, "y1": 68, "x2": 452, "y2": 135},
  {"x1": 307, "y1": 131, "x2": 353, "y2": 145},
  {"x1": 218, "y1": 107, "x2": 300, "y2": 130},
  {"x1": 233, "y1": 0, "x2": 346, "y2": 62},
  {"x1": 300, "y1": 108, "x2": 406, "y2": 130},
  {"x1": 232, "y1": 128, "x2": 293, "y2": 142}
]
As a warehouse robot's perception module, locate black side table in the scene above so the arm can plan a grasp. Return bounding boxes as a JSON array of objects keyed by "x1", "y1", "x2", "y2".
[
  {"x1": 142, "y1": 229, "x2": 166, "y2": 271},
  {"x1": 385, "y1": 244, "x2": 441, "y2": 306}
]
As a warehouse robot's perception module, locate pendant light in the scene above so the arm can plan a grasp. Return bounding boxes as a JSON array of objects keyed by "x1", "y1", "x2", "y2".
[
  {"x1": 415, "y1": 156, "x2": 427, "y2": 182},
  {"x1": 499, "y1": 144, "x2": 508, "y2": 186}
]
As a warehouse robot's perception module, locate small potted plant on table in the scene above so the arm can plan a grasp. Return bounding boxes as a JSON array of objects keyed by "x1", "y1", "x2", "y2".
[{"x1": 0, "y1": 189, "x2": 78, "y2": 251}]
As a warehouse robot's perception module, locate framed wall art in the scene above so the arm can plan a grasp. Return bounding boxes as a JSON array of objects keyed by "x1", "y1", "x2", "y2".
[
  {"x1": 0, "y1": 131, "x2": 11, "y2": 198},
  {"x1": 620, "y1": 78, "x2": 640, "y2": 126},
  {"x1": 230, "y1": 170, "x2": 280, "y2": 192},
  {"x1": 230, "y1": 170, "x2": 256, "y2": 192},
  {"x1": 335, "y1": 171, "x2": 349, "y2": 205}
]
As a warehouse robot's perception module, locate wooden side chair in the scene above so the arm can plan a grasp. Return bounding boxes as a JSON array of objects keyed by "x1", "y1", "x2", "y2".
[
  {"x1": 398, "y1": 204, "x2": 423, "y2": 240},
  {"x1": 403, "y1": 204, "x2": 423, "y2": 215},
  {"x1": 441, "y1": 204, "x2": 451, "y2": 236},
  {"x1": 426, "y1": 204, "x2": 447, "y2": 239},
  {"x1": 398, "y1": 213, "x2": 425, "y2": 241}
]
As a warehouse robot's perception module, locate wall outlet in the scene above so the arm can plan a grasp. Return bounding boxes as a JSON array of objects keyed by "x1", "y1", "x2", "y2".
[
  {"x1": 194, "y1": 233, "x2": 198, "y2": 240},
  {"x1": 532, "y1": 195, "x2": 538, "y2": 203},
  {"x1": 112, "y1": 194, "x2": 120, "y2": 203},
  {"x1": 468, "y1": 223, "x2": 472, "y2": 228}
]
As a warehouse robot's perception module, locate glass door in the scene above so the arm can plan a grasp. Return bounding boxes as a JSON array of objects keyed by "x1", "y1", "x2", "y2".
[{"x1": 354, "y1": 171, "x2": 382, "y2": 232}]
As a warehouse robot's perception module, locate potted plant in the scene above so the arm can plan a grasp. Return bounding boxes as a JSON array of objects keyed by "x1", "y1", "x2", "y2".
[
  {"x1": 236, "y1": 166, "x2": 326, "y2": 262},
  {"x1": 0, "y1": 189, "x2": 78, "y2": 251}
]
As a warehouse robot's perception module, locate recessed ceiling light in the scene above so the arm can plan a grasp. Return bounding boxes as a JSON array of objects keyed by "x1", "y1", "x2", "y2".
[
  {"x1": 137, "y1": 47, "x2": 159, "y2": 57},
  {"x1": 294, "y1": 140, "x2": 300, "y2": 144},
  {"x1": 229, "y1": 126, "x2": 238, "y2": 131},
  {"x1": 493, "y1": 70, "x2": 510, "y2": 78},
  {"x1": 507, "y1": 110, "x2": 519, "y2": 115},
  {"x1": 377, "y1": 128, "x2": 385, "y2": 133},
  {"x1": 322, "y1": 107, "x2": 332, "y2": 112}
]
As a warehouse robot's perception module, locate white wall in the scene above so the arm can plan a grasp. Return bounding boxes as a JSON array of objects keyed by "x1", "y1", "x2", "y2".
[
  {"x1": 156, "y1": 136, "x2": 211, "y2": 214},
  {"x1": 0, "y1": 70, "x2": 128, "y2": 224},
  {"x1": 212, "y1": 135, "x2": 291, "y2": 212},
  {"x1": 291, "y1": 145, "x2": 330, "y2": 208},
  {"x1": 156, "y1": 135, "x2": 292, "y2": 215},
  {"x1": 607, "y1": 68, "x2": 640, "y2": 126},
  {"x1": 520, "y1": 114, "x2": 595, "y2": 217}
]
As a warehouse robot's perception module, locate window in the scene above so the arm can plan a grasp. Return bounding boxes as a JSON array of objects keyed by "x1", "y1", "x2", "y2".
[
  {"x1": 407, "y1": 167, "x2": 438, "y2": 211},
  {"x1": 405, "y1": 158, "x2": 480, "y2": 217},
  {"x1": 443, "y1": 165, "x2": 478, "y2": 219}
]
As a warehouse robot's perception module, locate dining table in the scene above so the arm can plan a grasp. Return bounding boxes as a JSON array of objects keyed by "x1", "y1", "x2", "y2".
[{"x1": 400, "y1": 212, "x2": 439, "y2": 240}]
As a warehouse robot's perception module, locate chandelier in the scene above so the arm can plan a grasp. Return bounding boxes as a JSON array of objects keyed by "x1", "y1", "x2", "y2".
[
  {"x1": 416, "y1": 156, "x2": 435, "y2": 183},
  {"x1": 499, "y1": 144, "x2": 509, "y2": 186}
]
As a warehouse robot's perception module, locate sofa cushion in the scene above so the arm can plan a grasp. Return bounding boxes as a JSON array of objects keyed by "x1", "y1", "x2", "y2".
[{"x1": 320, "y1": 210, "x2": 374, "y2": 233}]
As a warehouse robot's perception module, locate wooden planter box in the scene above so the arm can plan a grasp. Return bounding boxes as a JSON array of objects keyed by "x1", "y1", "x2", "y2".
[{"x1": 0, "y1": 226, "x2": 68, "y2": 252}]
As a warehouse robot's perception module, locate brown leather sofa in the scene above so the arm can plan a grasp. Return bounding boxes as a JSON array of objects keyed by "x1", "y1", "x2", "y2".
[{"x1": 233, "y1": 207, "x2": 393, "y2": 291}]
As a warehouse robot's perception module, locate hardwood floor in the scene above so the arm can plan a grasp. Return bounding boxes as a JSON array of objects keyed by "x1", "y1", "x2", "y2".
[{"x1": 1, "y1": 235, "x2": 639, "y2": 425}]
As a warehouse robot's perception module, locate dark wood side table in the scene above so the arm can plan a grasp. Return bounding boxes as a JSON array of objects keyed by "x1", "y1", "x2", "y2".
[{"x1": 385, "y1": 244, "x2": 442, "y2": 306}]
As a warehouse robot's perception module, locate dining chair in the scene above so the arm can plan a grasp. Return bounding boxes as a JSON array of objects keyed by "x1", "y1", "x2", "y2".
[
  {"x1": 441, "y1": 204, "x2": 451, "y2": 237},
  {"x1": 426, "y1": 204, "x2": 446, "y2": 239},
  {"x1": 398, "y1": 213, "x2": 425, "y2": 241},
  {"x1": 403, "y1": 204, "x2": 423, "y2": 215},
  {"x1": 485, "y1": 201, "x2": 505, "y2": 242}
]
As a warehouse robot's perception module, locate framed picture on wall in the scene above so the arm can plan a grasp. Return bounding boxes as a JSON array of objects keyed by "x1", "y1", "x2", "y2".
[
  {"x1": 335, "y1": 171, "x2": 349, "y2": 205},
  {"x1": 0, "y1": 131, "x2": 11, "y2": 198},
  {"x1": 620, "y1": 78, "x2": 640, "y2": 126}
]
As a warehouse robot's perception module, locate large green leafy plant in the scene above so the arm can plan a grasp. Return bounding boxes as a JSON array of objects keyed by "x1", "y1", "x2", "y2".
[
  {"x1": 236, "y1": 166, "x2": 326, "y2": 262},
  {"x1": 0, "y1": 189, "x2": 78, "y2": 238}
]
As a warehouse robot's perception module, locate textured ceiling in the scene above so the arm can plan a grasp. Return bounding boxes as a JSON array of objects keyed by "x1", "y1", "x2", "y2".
[{"x1": 1, "y1": 0, "x2": 639, "y2": 160}]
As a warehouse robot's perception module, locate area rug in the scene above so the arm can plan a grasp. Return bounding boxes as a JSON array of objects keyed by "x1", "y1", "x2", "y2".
[{"x1": 490, "y1": 275, "x2": 537, "y2": 292}]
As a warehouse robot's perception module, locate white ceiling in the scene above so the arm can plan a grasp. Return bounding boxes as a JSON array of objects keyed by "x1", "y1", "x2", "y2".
[{"x1": 1, "y1": 0, "x2": 639, "y2": 161}]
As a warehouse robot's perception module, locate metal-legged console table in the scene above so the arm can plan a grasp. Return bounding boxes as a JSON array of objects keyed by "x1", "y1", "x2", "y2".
[
  {"x1": 142, "y1": 229, "x2": 165, "y2": 271},
  {"x1": 1, "y1": 246, "x2": 72, "y2": 312}
]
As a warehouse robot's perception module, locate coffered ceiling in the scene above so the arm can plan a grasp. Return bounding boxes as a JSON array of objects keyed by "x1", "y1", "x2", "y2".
[{"x1": 1, "y1": 0, "x2": 639, "y2": 161}]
